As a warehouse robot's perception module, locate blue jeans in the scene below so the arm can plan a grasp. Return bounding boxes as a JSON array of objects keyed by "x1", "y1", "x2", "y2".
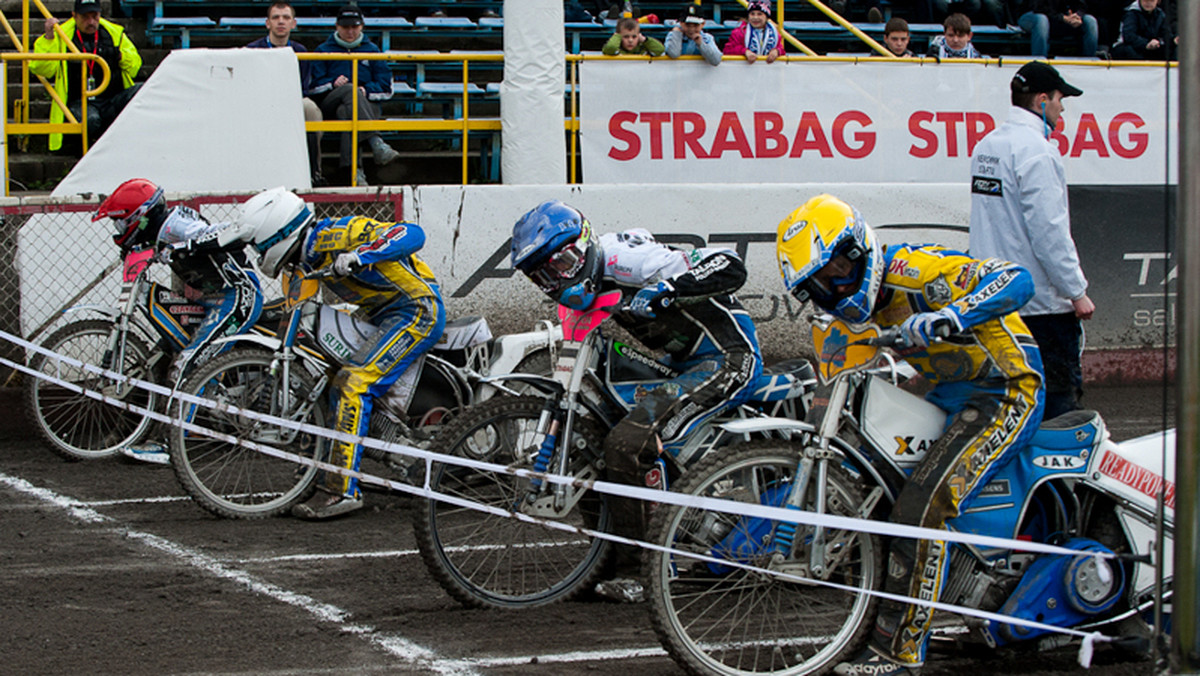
[{"x1": 1018, "y1": 11, "x2": 1098, "y2": 57}]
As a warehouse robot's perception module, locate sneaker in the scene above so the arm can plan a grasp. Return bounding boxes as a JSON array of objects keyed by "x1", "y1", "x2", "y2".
[
  {"x1": 291, "y1": 491, "x2": 365, "y2": 520},
  {"x1": 833, "y1": 648, "x2": 920, "y2": 675},
  {"x1": 119, "y1": 442, "x2": 170, "y2": 466},
  {"x1": 593, "y1": 577, "x2": 645, "y2": 603},
  {"x1": 353, "y1": 168, "x2": 369, "y2": 187},
  {"x1": 369, "y1": 136, "x2": 400, "y2": 166},
  {"x1": 867, "y1": 7, "x2": 884, "y2": 23}
]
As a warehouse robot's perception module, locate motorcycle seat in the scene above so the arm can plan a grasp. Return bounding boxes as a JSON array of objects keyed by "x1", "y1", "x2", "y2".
[
  {"x1": 747, "y1": 359, "x2": 817, "y2": 403},
  {"x1": 436, "y1": 316, "x2": 493, "y2": 351},
  {"x1": 1031, "y1": 409, "x2": 1102, "y2": 450}
]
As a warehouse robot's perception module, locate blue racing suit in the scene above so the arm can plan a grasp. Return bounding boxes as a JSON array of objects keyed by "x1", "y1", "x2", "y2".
[
  {"x1": 156, "y1": 206, "x2": 263, "y2": 381},
  {"x1": 300, "y1": 216, "x2": 445, "y2": 499},
  {"x1": 869, "y1": 244, "x2": 1045, "y2": 666},
  {"x1": 598, "y1": 229, "x2": 763, "y2": 547}
]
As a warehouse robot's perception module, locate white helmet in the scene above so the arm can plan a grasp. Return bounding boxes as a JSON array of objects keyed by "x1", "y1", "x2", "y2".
[{"x1": 237, "y1": 187, "x2": 314, "y2": 278}]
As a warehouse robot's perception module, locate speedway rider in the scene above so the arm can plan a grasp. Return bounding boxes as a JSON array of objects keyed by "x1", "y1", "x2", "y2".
[
  {"x1": 775, "y1": 194, "x2": 1045, "y2": 675},
  {"x1": 93, "y1": 178, "x2": 265, "y2": 465},
  {"x1": 511, "y1": 200, "x2": 763, "y2": 601},
  {"x1": 236, "y1": 188, "x2": 446, "y2": 520}
]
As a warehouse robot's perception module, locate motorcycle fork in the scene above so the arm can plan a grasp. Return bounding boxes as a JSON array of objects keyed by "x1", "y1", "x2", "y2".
[{"x1": 104, "y1": 276, "x2": 143, "y2": 398}]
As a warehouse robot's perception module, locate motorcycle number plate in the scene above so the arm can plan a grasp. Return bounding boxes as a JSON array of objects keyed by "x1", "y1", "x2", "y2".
[{"x1": 860, "y1": 375, "x2": 947, "y2": 469}]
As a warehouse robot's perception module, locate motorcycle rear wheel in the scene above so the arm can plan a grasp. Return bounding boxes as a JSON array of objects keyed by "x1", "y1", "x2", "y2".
[
  {"x1": 25, "y1": 319, "x2": 159, "y2": 460},
  {"x1": 414, "y1": 395, "x2": 612, "y2": 608},
  {"x1": 169, "y1": 348, "x2": 324, "y2": 519},
  {"x1": 644, "y1": 439, "x2": 882, "y2": 676}
]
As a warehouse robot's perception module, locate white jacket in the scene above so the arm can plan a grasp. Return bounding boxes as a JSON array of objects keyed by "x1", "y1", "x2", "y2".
[{"x1": 968, "y1": 106, "x2": 1088, "y2": 316}]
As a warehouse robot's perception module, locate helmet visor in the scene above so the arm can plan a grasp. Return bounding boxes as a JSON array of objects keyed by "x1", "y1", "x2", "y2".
[
  {"x1": 792, "y1": 241, "x2": 865, "y2": 306},
  {"x1": 526, "y1": 240, "x2": 588, "y2": 293}
]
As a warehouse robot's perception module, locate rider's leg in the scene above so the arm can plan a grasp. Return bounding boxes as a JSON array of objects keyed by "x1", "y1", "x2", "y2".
[
  {"x1": 869, "y1": 374, "x2": 1043, "y2": 668},
  {"x1": 293, "y1": 298, "x2": 445, "y2": 519}
]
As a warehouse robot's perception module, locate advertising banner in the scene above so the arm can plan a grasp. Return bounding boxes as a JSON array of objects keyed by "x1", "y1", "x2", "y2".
[{"x1": 579, "y1": 60, "x2": 1177, "y2": 186}]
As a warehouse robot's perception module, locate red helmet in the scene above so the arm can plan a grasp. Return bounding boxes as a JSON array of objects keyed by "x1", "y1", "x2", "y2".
[{"x1": 93, "y1": 178, "x2": 166, "y2": 251}]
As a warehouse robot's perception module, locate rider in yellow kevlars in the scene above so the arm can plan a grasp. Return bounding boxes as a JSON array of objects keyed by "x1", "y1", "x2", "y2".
[{"x1": 775, "y1": 194, "x2": 1046, "y2": 675}]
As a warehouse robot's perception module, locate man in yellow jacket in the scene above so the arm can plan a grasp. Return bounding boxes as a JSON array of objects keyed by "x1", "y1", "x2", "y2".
[{"x1": 32, "y1": 0, "x2": 141, "y2": 153}]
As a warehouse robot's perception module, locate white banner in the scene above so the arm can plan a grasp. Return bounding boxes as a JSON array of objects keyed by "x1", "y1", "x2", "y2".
[{"x1": 579, "y1": 60, "x2": 1177, "y2": 186}]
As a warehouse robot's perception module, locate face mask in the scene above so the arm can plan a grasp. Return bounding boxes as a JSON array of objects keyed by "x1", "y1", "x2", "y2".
[{"x1": 334, "y1": 32, "x2": 363, "y2": 49}]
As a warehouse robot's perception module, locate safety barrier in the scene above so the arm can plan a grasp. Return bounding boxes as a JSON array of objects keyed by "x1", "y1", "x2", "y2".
[{"x1": 4, "y1": 323, "x2": 1155, "y2": 668}]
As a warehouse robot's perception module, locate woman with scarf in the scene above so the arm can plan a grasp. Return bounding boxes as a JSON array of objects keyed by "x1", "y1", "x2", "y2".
[{"x1": 723, "y1": 0, "x2": 786, "y2": 63}]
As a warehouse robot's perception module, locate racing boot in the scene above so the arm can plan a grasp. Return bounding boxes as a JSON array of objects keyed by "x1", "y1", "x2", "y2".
[
  {"x1": 833, "y1": 647, "x2": 921, "y2": 675},
  {"x1": 119, "y1": 441, "x2": 170, "y2": 466},
  {"x1": 291, "y1": 487, "x2": 364, "y2": 520}
]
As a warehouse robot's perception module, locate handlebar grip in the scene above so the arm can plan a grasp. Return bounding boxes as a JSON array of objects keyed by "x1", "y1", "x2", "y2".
[{"x1": 932, "y1": 318, "x2": 954, "y2": 339}]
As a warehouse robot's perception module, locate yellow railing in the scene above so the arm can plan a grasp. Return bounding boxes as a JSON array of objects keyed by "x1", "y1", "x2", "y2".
[{"x1": 298, "y1": 52, "x2": 504, "y2": 186}]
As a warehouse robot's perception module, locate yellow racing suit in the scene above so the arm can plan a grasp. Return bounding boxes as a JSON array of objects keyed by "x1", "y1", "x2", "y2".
[
  {"x1": 301, "y1": 216, "x2": 444, "y2": 498},
  {"x1": 869, "y1": 244, "x2": 1045, "y2": 666}
]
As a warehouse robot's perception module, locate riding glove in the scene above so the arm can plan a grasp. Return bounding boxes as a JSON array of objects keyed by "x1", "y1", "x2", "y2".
[
  {"x1": 333, "y1": 252, "x2": 360, "y2": 277},
  {"x1": 899, "y1": 308, "x2": 962, "y2": 347},
  {"x1": 627, "y1": 280, "x2": 676, "y2": 320}
]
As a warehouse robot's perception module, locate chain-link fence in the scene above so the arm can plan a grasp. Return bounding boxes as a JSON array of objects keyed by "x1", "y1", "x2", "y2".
[{"x1": 0, "y1": 188, "x2": 406, "y2": 385}]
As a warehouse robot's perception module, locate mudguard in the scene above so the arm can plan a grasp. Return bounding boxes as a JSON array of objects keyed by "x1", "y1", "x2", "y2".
[{"x1": 62, "y1": 304, "x2": 122, "y2": 320}]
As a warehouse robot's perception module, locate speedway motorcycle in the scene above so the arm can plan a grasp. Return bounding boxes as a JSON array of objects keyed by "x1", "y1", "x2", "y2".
[
  {"x1": 643, "y1": 314, "x2": 1173, "y2": 676},
  {"x1": 168, "y1": 271, "x2": 556, "y2": 519},
  {"x1": 413, "y1": 290, "x2": 819, "y2": 609}
]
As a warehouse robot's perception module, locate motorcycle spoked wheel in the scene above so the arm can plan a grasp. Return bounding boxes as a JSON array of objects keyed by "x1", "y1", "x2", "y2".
[
  {"x1": 413, "y1": 394, "x2": 612, "y2": 609},
  {"x1": 168, "y1": 348, "x2": 324, "y2": 519},
  {"x1": 644, "y1": 439, "x2": 883, "y2": 676},
  {"x1": 24, "y1": 319, "x2": 159, "y2": 460}
]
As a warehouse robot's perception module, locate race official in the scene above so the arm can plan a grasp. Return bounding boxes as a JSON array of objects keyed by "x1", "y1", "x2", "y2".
[{"x1": 968, "y1": 60, "x2": 1094, "y2": 420}]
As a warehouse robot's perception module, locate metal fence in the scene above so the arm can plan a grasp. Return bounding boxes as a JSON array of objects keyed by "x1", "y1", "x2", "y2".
[{"x1": 0, "y1": 188, "x2": 405, "y2": 384}]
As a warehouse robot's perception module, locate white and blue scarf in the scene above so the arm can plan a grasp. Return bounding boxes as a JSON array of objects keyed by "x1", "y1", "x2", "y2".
[{"x1": 743, "y1": 21, "x2": 780, "y2": 55}]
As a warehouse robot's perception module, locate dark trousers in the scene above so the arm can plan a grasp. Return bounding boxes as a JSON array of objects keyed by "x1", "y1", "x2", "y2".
[
  {"x1": 65, "y1": 83, "x2": 141, "y2": 151},
  {"x1": 1022, "y1": 312, "x2": 1083, "y2": 420},
  {"x1": 318, "y1": 84, "x2": 382, "y2": 168}
]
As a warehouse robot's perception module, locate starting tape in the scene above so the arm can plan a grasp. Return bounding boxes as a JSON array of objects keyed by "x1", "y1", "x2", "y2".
[{"x1": 11, "y1": 326, "x2": 1156, "y2": 665}]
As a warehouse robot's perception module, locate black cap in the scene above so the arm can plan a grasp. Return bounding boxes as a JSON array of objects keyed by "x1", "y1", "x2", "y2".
[
  {"x1": 680, "y1": 4, "x2": 705, "y2": 25},
  {"x1": 1011, "y1": 61, "x2": 1083, "y2": 98},
  {"x1": 74, "y1": 0, "x2": 101, "y2": 13},
  {"x1": 336, "y1": 4, "x2": 364, "y2": 26}
]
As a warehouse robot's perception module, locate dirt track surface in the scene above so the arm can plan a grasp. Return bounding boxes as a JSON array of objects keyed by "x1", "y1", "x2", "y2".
[{"x1": 0, "y1": 385, "x2": 1174, "y2": 676}]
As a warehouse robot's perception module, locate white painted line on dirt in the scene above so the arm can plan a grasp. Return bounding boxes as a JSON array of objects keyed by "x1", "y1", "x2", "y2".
[
  {"x1": 235, "y1": 539, "x2": 587, "y2": 563},
  {"x1": 80, "y1": 495, "x2": 193, "y2": 506},
  {"x1": 444, "y1": 645, "x2": 668, "y2": 669},
  {"x1": 0, "y1": 472, "x2": 480, "y2": 676}
]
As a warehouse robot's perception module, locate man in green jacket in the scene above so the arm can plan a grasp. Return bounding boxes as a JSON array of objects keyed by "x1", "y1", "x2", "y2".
[{"x1": 32, "y1": 0, "x2": 142, "y2": 153}]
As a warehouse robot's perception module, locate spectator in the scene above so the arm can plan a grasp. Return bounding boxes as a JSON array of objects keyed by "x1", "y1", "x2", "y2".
[
  {"x1": 246, "y1": 2, "x2": 326, "y2": 186},
  {"x1": 1111, "y1": 0, "x2": 1174, "y2": 60},
  {"x1": 880, "y1": 16, "x2": 915, "y2": 56},
  {"x1": 665, "y1": 4, "x2": 723, "y2": 65},
  {"x1": 1016, "y1": 0, "x2": 1099, "y2": 57},
  {"x1": 32, "y1": 0, "x2": 142, "y2": 155},
  {"x1": 723, "y1": 0, "x2": 786, "y2": 63},
  {"x1": 927, "y1": 12, "x2": 984, "y2": 57},
  {"x1": 969, "y1": 61, "x2": 1094, "y2": 419},
  {"x1": 309, "y1": 4, "x2": 400, "y2": 187},
  {"x1": 603, "y1": 16, "x2": 665, "y2": 55}
]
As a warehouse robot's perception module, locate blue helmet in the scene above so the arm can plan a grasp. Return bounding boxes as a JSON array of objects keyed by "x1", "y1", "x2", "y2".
[{"x1": 511, "y1": 200, "x2": 603, "y2": 310}]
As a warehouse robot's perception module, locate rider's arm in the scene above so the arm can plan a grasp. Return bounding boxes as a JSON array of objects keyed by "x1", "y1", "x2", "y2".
[
  {"x1": 941, "y1": 258, "x2": 1035, "y2": 329},
  {"x1": 344, "y1": 219, "x2": 426, "y2": 266},
  {"x1": 665, "y1": 250, "x2": 747, "y2": 301}
]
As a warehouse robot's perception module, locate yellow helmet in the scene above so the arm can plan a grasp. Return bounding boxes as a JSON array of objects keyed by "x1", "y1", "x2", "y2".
[{"x1": 775, "y1": 194, "x2": 883, "y2": 323}]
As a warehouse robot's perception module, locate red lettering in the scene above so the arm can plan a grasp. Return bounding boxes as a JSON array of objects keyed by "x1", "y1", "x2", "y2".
[
  {"x1": 1069, "y1": 113, "x2": 1110, "y2": 158},
  {"x1": 1109, "y1": 112, "x2": 1148, "y2": 159},
  {"x1": 936, "y1": 112, "x2": 964, "y2": 157},
  {"x1": 1048, "y1": 117, "x2": 1069, "y2": 156},
  {"x1": 832, "y1": 110, "x2": 875, "y2": 159},
  {"x1": 641, "y1": 112, "x2": 671, "y2": 160},
  {"x1": 789, "y1": 111, "x2": 833, "y2": 158},
  {"x1": 673, "y1": 112, "x2": 709, "y2": 159},
  {"x1": 964, "y1": 112, "x2": 995, "y2": 156},
  {"x1": 754, "y1": 111, "x2": 788, "y2": 158},
  {"x1": 607, "y1": 111, "x2": 640, "y2": 161},
  {"x1": 908, "y1": 111, "x2": 937, "y2": 158},
  {"x1": 710, "y1": 111, "x2": 753, "y2": 159}
]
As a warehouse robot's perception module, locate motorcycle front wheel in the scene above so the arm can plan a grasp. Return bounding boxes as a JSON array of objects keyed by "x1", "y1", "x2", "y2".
[
  {"x1": 644, "y1": 440, "x2": 882, "y2": 676},
  {"x1": 169, "y1": 348, "x2": 324, "y2": 519},
  {"x1": 24, "y1": 319, "x2": 159, "y2": 460},
  {"x1": 413, "y1": 395, "x2": 612, "y2": 608}
]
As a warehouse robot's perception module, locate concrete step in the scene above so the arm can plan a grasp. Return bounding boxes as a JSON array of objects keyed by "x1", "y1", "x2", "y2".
[{"x1": 6, "y1": 152, "x2": 77, "y2": 191}]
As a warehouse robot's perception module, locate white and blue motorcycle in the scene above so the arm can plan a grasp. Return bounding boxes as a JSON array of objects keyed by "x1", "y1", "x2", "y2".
[{"x1": 643, "y1": 314, "x2": 1173, "y2": 676}]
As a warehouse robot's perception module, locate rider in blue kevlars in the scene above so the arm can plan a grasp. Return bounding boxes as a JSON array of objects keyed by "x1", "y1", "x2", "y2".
[
  {"x1": 94, "y1": 178, "x2": 265, "y2": 465},
  {"x1": 511, "y1": 200, "x2": 764, "y2": 602},
  {"x1": 234, "y1": 188, "x2": 446, "y2": 520},
  {"x1": 775, "y1": 194, "x2": 1046, "y2": 675}
]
